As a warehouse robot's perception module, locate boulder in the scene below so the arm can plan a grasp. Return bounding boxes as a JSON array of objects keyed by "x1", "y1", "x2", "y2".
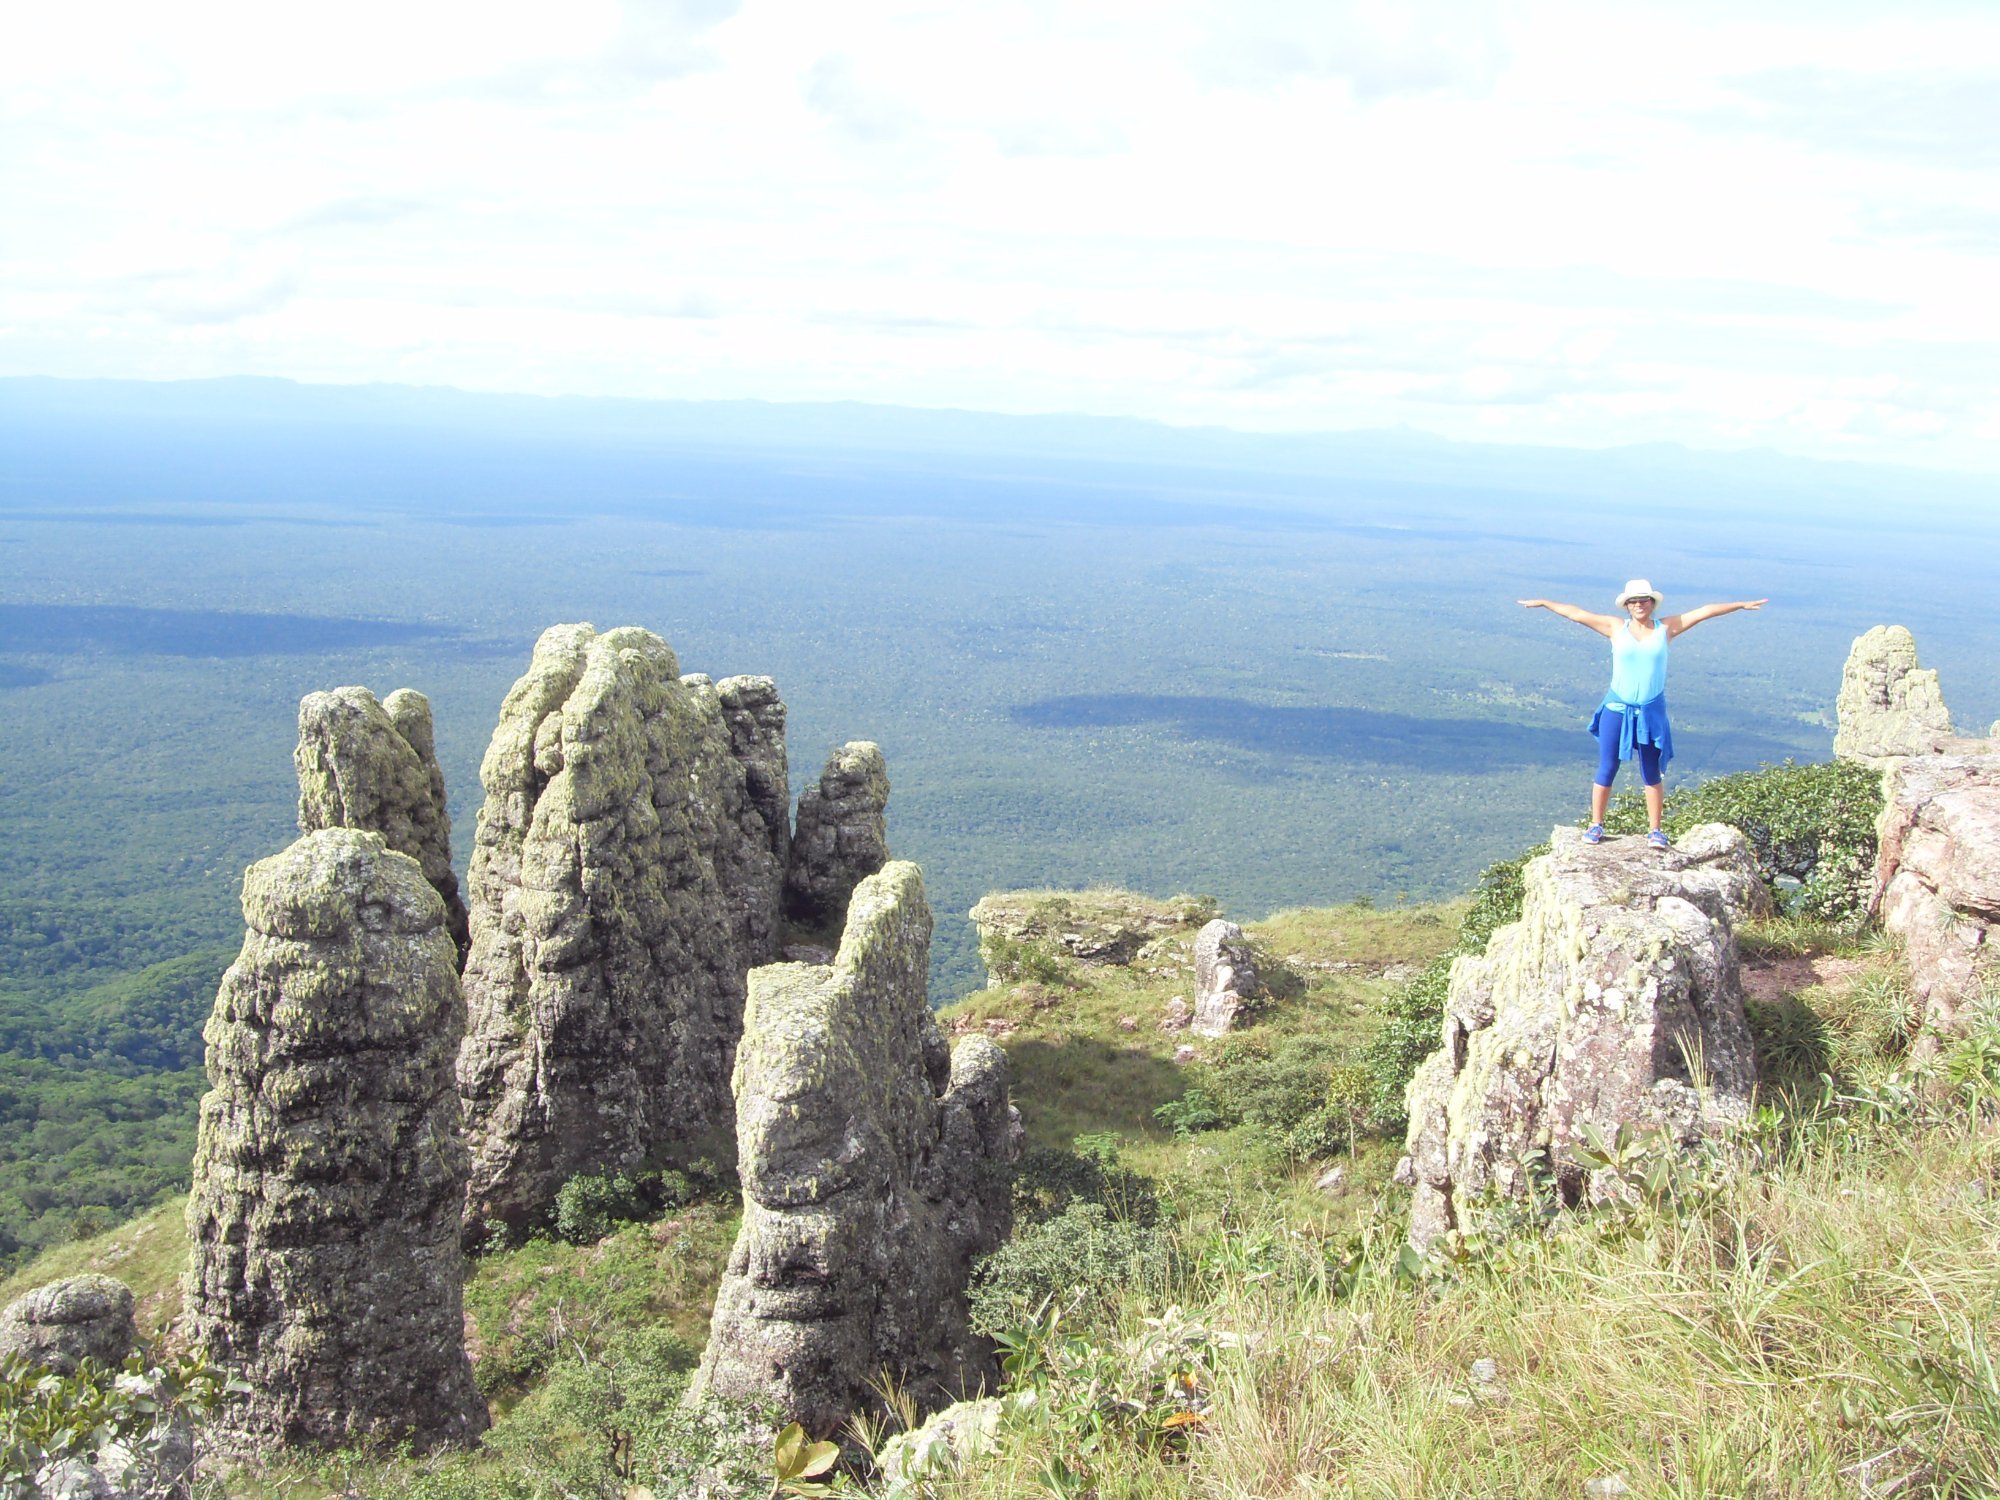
[
  {"x1": 183, "y1": 829, "x2": 486, "y2": 1450},
  {"x1": 697, "y1": 861, "x2": 1019, "y2": 1433},
  {"x1": 783, "y1": 741, "x2": 890, "y2": 933},
  {"x1": 0, "y1": 1275, "x2": 138, "y2": 1375},
  {"x1": 295, "y1": 685, "x2": 468, "y2": 959},
  {"x1": 456, "y1": 626, "x2": 781, "y2": 1233},
  {"x1": 1397, "y1": 824, "x2": 1768, "y2": 1250},
  {"x1": 1834, "y1": 625, "x2": 1954, "y2": 764},
  {"x1": 1872, "y1": 753, "x2": 2000, "y2": 1042},
  {"x1": 1190, "y1": 919, "x2": 1258, "y2": 1037}
]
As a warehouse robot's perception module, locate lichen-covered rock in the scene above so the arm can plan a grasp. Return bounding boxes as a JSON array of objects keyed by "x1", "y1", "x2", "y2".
[
  {"x1": 783, "y1": 742, "x2": 890, "y2": 934},
  {"x1": 295, "y1": 684, "x2": 468, "y2": 958},
  {"x1": 968, "y1": 889, "x2": 1214, "y2": 989},
  {"x1": 1190, "y1": 919, "x2": 1258, "y2": 1037},
  {"x1": 1397, "y1": 824, "x2": 1768, "y2": 1250},
  {"x1": 702, "y1": 673, "x2": 792, "y2": 966},
  {"x1": 457, "y1": 625, "x2": 779, "y2": 1234},
  {"x1": 697, "y1": 861, "x2": 1018, "y2": 1433},
  {"x1": 1872, "y1": 752, "x2": 2000, "y2": 1043},
  {"x1": 0, "y1": 1275, "x2": 138, "y2": 1375},
  {"x1": 1835, "y1": 625, "x2": 1954, "y2": 764},
  {"x1": 183, "y1": 829, "x2": 485, "y2": 1450}
]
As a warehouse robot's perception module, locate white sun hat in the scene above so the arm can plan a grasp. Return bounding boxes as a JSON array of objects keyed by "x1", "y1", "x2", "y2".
[{"x1": 1616, "y1": 579, "x2": 1663, "y2": 606}]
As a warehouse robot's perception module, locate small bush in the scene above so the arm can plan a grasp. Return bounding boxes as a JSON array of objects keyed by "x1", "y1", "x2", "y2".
[
  {"x1": 0, "y1": 1347, "x2": 237, "y2": 1496},
  {"x1": 548, "y1": 1165, "x2": 709, "y2": 1246},
  {"x1": 1153, "y1": 1087, "x2": 1225, "y2": 1139},
  {"x1": 968, "y1": 1202, "x2": 1175, "y2": 1337},
  {"x1": 1609, "y1": 758, "x2": 1884, "y2": 925}
]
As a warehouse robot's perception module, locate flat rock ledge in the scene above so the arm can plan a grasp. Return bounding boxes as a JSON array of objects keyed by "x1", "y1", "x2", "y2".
[
  {"x1": 1873, "y1": 752, "x2": 2000, "y2": 1043},
  {"x1": 697, "y1": 861, "x2": 1019, "y2": 1434},
  {"x1": 968, "y1": 889, "x2": 1215, "y2": 989},
  {"x1": 183, "y1": 829, "x2": 486, "y2": 1452},
  {"x1": 1397, "y1": 824, "x2": 1769, "y2": 1250}
]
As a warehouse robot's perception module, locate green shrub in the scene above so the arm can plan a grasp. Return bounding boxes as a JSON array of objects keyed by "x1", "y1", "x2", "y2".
[
  {"x1": 1152, "y1": 1087, "x2": 1224, "y2": 1139},
  {"x1": 548, "y1": 1165, "x2": 708, "y2": 1247},
  {"x1": 1, "y1": 1346, "x2": 237, "y2": 1495},
  {"x1": 1609, "y1": 758, "x2": 1883, "y2": 924},
  {"x1": 968, "y1": 1201, "x2": 1175, "y2": 1337}
]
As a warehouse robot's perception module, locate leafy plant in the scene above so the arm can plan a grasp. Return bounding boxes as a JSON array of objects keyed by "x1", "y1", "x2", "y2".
[
  {"x1": 0, "y1": 1346, "x2": 241, "y2": 1497},
  {"x1": 769, "y1": 1421, "x2": 841, "y2": 1498}
]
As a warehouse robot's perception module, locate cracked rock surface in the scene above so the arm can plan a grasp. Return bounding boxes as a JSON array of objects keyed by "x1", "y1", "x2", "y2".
[
  {"x1": 1873, "y1": 752, "x2": 2000, "y2": 1043},
  {"x1": 456, "y1": 625, "x2": 781, "y2": 1234},
  {"x1": 698, "y1": 861, "x2": 1019, "y2": 1432},
  {"x1": 1398, "y1": 824, "x2": 1768, "y2": 1250}
]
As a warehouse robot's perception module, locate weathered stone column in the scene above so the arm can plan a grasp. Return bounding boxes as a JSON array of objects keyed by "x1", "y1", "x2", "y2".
[
  {"x1": 183, "y1": 829, "x2": 486, "y2": 1450},
  {"x1": 783, "y1": 741, "x2": 890, "y2": 934},
  {"x1": 456, "y1": 625, "x2": 780, "y2": 1235},
  {"x1": 1834, "y1": 625, "x2": 1954, "y2": 764},
  {"x1": 698, "y1": 861, "x2": 1018, "y2": 1433}
]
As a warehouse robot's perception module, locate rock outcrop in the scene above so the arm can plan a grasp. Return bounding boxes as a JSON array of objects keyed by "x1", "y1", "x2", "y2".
[
  {"x1": 295, "y1": 685, "x2": 469, "y2": 958},
  {"x1": 1397, "y1": 824, "x2": 1769, "y2": 1250},
  {"x1": 1872, "y1": 752, "x2": 2000, "y2": 1043},
  {"x1": 1835, "y1": 625, "x2": 1954, "y2": 764},
  {"x1": 0, "y1": 1275, "x2": 138, "y2": 1374},
  {"x1": 183, "y1": 829, "x2": 486, "y2": 1450},
  {"x1": 457, "y1": 625, "x2": 785, "y2": 1234},
  {"x1": 968, "y1": 889, "x2": 1215, "y2": 989},
  {"x1": 698, "y1": 861, "x2": 1019, "y2": 1433},
  {"x1": 1190, "y1": 919, "x2": 1259, "y2": 1037},
  {"x1": 783, "y1": 741, "x2": 890, "y2": 934}
]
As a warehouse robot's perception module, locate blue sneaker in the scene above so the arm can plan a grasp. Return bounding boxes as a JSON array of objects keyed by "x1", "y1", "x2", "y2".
[
  {"x1": 1648, "y1": 829, "x2": 1670, "y2": 850},
  {"x1": 1585, "y1": 824, "x2": 1605, "y2": 844}
]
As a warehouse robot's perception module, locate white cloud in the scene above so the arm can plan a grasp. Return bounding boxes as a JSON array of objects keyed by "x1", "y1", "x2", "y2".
[{"x1": 2, "y1": 0, "x2": 1999, "y2": 472}]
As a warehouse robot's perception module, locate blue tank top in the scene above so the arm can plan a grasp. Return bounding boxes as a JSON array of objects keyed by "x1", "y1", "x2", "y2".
[{"x1": 1607, "y1": 621, "x2": 1668, "y2": 704}]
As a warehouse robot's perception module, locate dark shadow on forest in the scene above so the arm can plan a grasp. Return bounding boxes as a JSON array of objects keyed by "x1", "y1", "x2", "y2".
[
  {"x1": 1011, "y1": 692, "x2": 1589, "y2": 771},
  {"x1": 0, "y1": 663, "x2": 52, "y2": 689},
  {"x1": 1013, "y1": 691, "x2": 1808, "y2": 774},
  {"x1": 0, "y1": 604, "x2": 468, "y2": 659}
]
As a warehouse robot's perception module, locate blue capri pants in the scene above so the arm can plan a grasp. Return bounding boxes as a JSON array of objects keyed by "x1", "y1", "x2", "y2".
[{"x1": 1594, "y1": 713, "x2": 1663, "y2": 788}]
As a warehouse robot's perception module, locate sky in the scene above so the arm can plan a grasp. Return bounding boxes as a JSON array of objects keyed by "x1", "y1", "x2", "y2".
[{"x1": 5, "y1": 0, "x2": 2000, "y2": 472}]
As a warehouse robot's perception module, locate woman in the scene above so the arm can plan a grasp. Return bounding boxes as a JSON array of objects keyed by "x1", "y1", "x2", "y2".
[{"x1": 1517, "y1": 580, "x2": 1767, "y2": 849}]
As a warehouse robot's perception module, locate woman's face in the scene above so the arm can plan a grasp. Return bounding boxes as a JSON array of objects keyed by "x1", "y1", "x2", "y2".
[{"x1": 1626, "y1": 596, "x2": 1656, "y2": 622}]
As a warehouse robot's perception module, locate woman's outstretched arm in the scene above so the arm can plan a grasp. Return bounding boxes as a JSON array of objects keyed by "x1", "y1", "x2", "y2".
[
  {"x1": 1518, "y1": 599, "x2": 1619, "y2": 638},
  {"x1": 1665, "y1": 600, "x2": 1768, "y2": 638}
]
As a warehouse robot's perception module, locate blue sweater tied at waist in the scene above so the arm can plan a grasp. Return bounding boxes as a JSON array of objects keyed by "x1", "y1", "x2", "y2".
[{"x1": 1588, "y1": 693, "x2": 1673, "y2": 769}]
